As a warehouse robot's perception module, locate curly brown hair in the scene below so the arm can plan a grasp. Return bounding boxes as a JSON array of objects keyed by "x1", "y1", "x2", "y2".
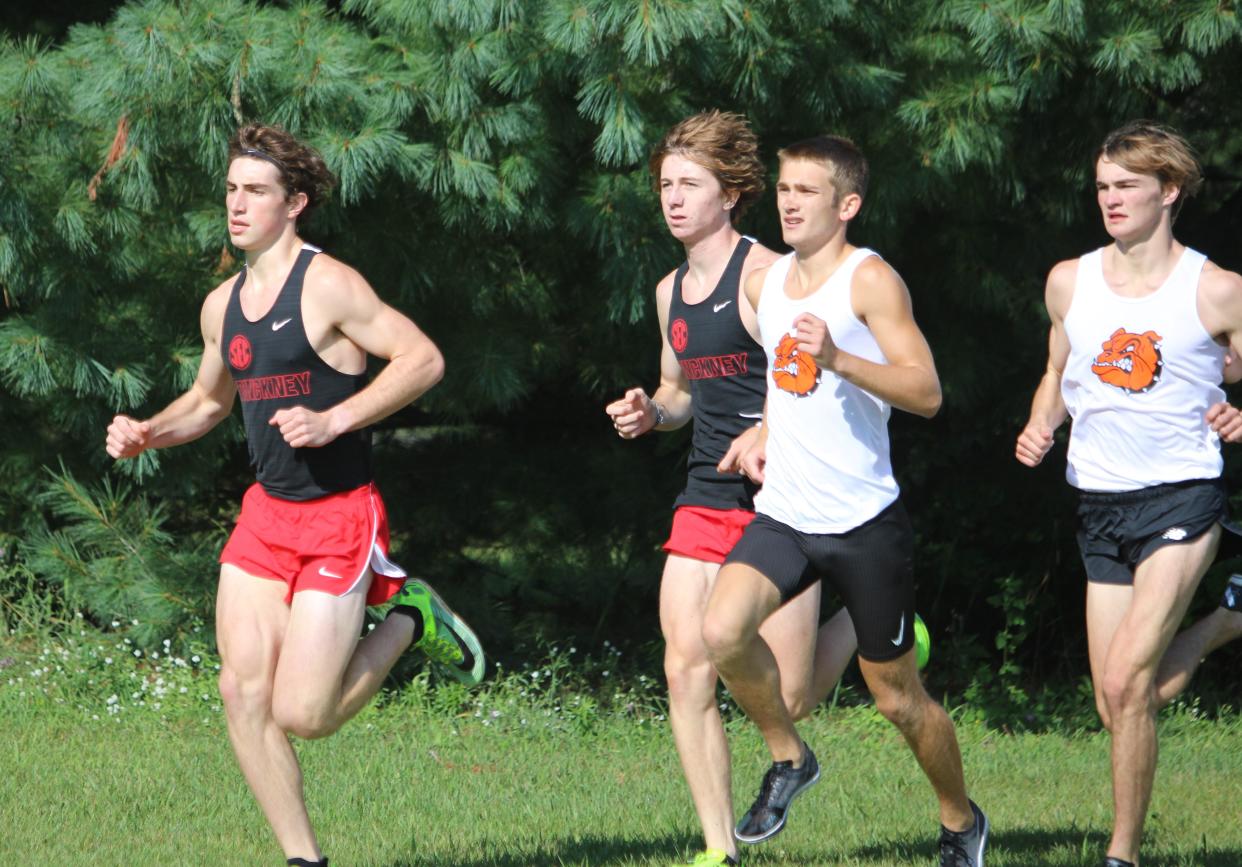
[
  {"x1": 1097, "y1": 120, "x2": 1203, "y2": 221},
  {"x1": 647, "y1": 110, "x2": 766, "y2": 222},
  {"x1": 227, "y1": 124, "x2": 337, "y2": 220}
]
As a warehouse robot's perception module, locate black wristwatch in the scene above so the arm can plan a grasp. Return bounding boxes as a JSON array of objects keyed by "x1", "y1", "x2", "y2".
[{"x1": 651, "y1": 401, "x2": 667, "y2": 428}]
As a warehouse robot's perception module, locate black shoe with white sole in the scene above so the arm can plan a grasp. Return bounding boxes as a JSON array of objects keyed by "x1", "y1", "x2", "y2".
[
  {"x1": 938, "y1": 800, "x2": 989, "y2": 867},
  {"x1": 734, "y1": 742, "x2": 820, "y2": 844}
]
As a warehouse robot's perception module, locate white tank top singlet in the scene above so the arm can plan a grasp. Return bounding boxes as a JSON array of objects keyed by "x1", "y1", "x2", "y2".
[
  {"x1": 1061, "y1": 246, "x2": 1225, "y2": 492},
  {"x1": 753, "y1": 248, "x2": 900, "y2": 533}
]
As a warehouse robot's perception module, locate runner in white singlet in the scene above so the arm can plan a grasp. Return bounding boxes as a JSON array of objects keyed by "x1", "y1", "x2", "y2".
[{"x1": 1015, "y1": 120, "x2": 1242, "y2": 867}]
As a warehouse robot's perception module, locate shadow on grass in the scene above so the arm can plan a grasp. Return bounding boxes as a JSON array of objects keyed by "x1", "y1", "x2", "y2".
[
  {"x1": 851, "y1": 825, "x2": 1242, "y2": 866},
  {"x1": 381, "y1": 831, "x2": 688, "y2": 867}
]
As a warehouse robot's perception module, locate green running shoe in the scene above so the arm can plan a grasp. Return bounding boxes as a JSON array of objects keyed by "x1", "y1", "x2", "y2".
[
  {"x1": 389, "y1": 579, "x2": 485, "y2": 686},
  {"x1": 671, "y1": 850, "x2": 737, "y2": 866},
  {"x1": 914, "y1": 613, "x2": 931, "y2": 670}
]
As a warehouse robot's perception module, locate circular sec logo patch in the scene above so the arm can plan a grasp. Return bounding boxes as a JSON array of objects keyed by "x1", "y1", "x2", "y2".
[
  {"x1": 228, "y1": 334, "x2": 253, "y2": 371},
  {"x1": 670, "y1": 318, "x2": 689, "y2": 353}
]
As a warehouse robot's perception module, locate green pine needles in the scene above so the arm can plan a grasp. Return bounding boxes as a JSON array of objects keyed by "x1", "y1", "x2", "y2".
[{"x1": 2, "y1": 0, "x2": 1241, "y2": 686}]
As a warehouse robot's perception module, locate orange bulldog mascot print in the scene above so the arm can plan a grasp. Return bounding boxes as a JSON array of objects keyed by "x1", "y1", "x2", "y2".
[
  {"x1": 772, "y1": 332, "x2": 821, "y2": 397},
  {"x1": 1091, "y1": 327, "x2": 1164, "y2": 394}
]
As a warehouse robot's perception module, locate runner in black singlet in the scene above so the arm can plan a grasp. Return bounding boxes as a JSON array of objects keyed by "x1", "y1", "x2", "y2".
[
  {"x1": 106, "y1": 124, "x2": 483, "y2": 867},
  {"x1": 606, "y1": 111, "x2": 858, "y2": 867}
]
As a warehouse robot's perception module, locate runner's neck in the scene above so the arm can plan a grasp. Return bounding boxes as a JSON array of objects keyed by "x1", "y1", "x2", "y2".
[
  {"x1": 243, "y1": 231, "x2": 307, "y2": 296},
  {"x1": 682, "y1": 225, "x2": 742, "y2": 302}
]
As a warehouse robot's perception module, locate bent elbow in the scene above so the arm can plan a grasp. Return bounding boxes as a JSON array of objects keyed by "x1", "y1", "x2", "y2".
[
  {"x1": 919, "y1": 388, "x2": 943, "y2": 419},
  {"x1": 204, "y1": 392, "x2": 235, "y2": 427},
  {"x1": 423, "y1": 348, "x2": 446, "y2": 388}
]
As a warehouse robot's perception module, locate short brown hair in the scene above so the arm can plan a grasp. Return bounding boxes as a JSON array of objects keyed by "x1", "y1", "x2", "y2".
[
  {"x1": 777, "y1": 135, "x2": 869, "y2": 202},
  {"x1": 1097, "y1": 120, "x2": 1202, "y2": 219},
  {"x1": 228, "y1": 124, "x2": 336, "y2": 220},
  {"x1": 647, "y1": 110, "x2": 766, "y2": 221}
]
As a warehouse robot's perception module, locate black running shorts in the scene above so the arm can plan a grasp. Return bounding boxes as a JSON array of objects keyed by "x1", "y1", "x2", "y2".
[
  {"x1": 725, "y1": 500, "x2": 915, "y2": 662},
  {"x1": 1076, "y1": 478, "x2": 1227, "y2": 586}
]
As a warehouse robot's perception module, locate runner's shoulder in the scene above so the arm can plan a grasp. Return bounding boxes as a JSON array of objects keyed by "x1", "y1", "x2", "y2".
[
  {"x1": 656, "y1": 266, "x2": 679, "y2": 293},
  {"x1": 1044, "y1": 257, "x2": 1079, "y2": 317},
  {"x1": 854, "y1": 252, "x2": 902, "y2": 287},
  {"x1": 741, "y1": 260, "x2": 773, "y2": 309},
  {"x1": 303, "y1": 252, "x2": 382, "y2": 319},
  {"x1": 304, "y1": 251, "x2": 367, "y2": 291},
  {"x1": 655, "y1": 267, "x2": 679, "y2": 313},
  {"x1": 196, "y1": 276, "x2": 236, "y2": 344},
  {"x1": 201, "y1": 274, "x2": 236, "y2": 319},
  {"x1": 1046, "y1": 257, "x2": 1079, "y2": 288},
  {"x1": 1200, "y1": 259, "x2": 1242, "y2": 301},
  {"x1": 742, "y1": 241, "x2": 783, "y2": 273}
]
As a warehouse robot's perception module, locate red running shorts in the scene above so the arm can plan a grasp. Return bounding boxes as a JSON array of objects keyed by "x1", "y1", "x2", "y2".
[
  {"x1": 219, "y1": 482, "x2": 406, "y2": 606},
  {"x1": 662, "y1": 505, "x2": 756, "y2": 564}
]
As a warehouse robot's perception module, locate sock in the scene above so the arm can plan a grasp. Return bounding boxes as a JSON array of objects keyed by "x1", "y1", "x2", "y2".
[
  {"x1": 388, "y1": 605, "x2": 425, "y2": 644},
  {"x1": 942, "y1": 813, "x2": 976, "y2": 835},
  {"x1": 286, "y1": 858, "x2": 328, "y2": 867},
  {"x1": 1103, "y1": 859, "x2": 1135, "y2": 867}
]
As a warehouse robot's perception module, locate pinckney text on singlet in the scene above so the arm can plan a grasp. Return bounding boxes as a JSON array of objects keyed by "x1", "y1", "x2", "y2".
[
  {"x1": 679, "y1": 352, "x2": 750, "y2": 381},
  {"x1": 235, "y1": 371, "x2": 313, "y2": 402}
]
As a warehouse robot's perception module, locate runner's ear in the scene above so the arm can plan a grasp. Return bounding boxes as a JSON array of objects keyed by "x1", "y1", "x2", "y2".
[{"x1": 287, "y1": 190, "x2": 309, "y2": 220}]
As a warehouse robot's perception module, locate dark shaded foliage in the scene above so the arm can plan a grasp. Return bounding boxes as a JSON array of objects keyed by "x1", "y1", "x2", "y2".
[{"x1": 3, "y1": 1, "x2": 1241, "y2": 722}]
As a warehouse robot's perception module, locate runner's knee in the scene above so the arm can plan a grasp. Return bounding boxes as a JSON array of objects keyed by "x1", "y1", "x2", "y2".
[
  {"x1": 1094, "y1": 692, "x2": 1113, "y2": 730},
  {"x1": 870, "y1": 676, "x2": 925, "y2": 730},
  {"x1": 218, "y1": 666, "x2": 272, "y2": 718},
  {"x1": 783, "y1": 688, "x2": 816, "y2": 722},
  {"x1": 663, "y1": 641, "x2": 716, "y2": 704},
  {"x1": 272, "y1": 692, "x2": 338, "y2": 739},
  {"x1": 701, "y1": 609, "x2": 750, "y2": 666},
  {"x1": 1101, "y1": 667, "x2": 1156, "y2": 718}
]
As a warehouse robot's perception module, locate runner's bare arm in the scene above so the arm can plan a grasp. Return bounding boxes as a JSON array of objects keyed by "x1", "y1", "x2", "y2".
[
  {"x1": 1224, "y1": 351, "x2": 1242, "y2": 385},
  {"x1": 712, "y1": 267, "x2": 774, "y2": 476},
  {"x1": 105, "y1": 283, "x2": 237, "y2": 460},
  {"x1": 1208, "y1": 349, "x2": 1242, "y2": 442},
  {"x1": 1016, "y1": 260, "x2": 1075, "y2": 467},
  {"x1": 270, "y1": 259, "x2": 443, "y2": 449},
  {"x1": 1198, "y1": 263, "x2": 1242, "y2": 359},
  {"x1": 1197, "y1": 264, "x2": 1242, "y2": 443},
  {"x1": 737, "y1": 246, "x2": 780, "y2": 344},
  {"x1": 606, "y1": 270, "x2": 692, "y2": 438},
  {"x1": 713, "y1": 266, "x2": 775, "y2": 477},
  {"x1": 736, "y1": 419, "x2": 767, "y2": 484},
  {"x1": 719, "y1": 397, "x2": 767, "y2": 483},
  {"x1": 795, "y1": 257, "x2": 940, "y2": 417},
  {"x1": 741, "y1": 264, "x2": 766, "y2": 316},
  {"x1": 1206, "y1": 402, "x2": 1242, "y2": 442}
]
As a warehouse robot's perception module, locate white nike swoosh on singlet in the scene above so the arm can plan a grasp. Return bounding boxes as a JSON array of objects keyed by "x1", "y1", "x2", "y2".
[
  {"x1": 712, "y1": 300, "x2": 733, "y2": 313},
  {"x1": 890, "y1": 614, "x2": 905, "y2": 645},
  {"x1": 272, "y1": 318, "x2": 293, "y2": 331},
  {"x1": 318, "y1": 566, "x2": 343, "y2": 579},
  {"x1": 738, "y1": 412, "x2": 764, "y2": 419}
]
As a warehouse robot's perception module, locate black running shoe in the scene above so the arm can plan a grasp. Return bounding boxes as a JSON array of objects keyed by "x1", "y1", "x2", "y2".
[
  {"x1": 1102, "y1": 859, "x2": 1135, "y2": 867},
  {"x1": 734, "y1": 743, "x2": 820, "y2": 844},
  {"x1": 1221, "y1": 574, "x2": 1242, "y2": 613},
  {"x1": 938, "y1": 800, "x2": 989, "y2": 867}
]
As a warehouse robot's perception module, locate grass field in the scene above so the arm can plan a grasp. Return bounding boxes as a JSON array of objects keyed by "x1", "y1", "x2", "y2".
[{"x1": 3, "y1": 631, "x2": 1241, "y2": 866}]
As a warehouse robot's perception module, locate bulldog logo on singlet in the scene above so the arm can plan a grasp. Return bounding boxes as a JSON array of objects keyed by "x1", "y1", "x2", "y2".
[
  {"x1": 1091, "y1": 327, "x2": 1163, "y2": 394},
  {"x1": 772, "y1": 333, "x2": 821, "y2": 397}
]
